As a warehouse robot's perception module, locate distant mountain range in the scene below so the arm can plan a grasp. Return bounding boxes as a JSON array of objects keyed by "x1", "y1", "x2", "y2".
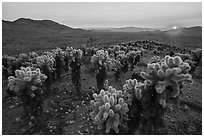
[
  {"x1": 2, "y1": 18, "x2": 87, "y2": 37},
  {"x1": 85, "y1": 27, "x2": 161, "y2": 33},
  {"x1": 2, "y1": 18, "x2": 202, "y2": 55},
  {"x1": 3, "y1": 18, "x2": 201, "y2": 34}
]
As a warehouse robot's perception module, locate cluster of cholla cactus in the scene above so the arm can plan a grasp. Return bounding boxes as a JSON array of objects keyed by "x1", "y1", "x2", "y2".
[
  {"x1": 2, "y1": 54, "x2": 9, "y2": 77},
  {"x1": 65, "y1": 46, "x2": 74, "y2": 54},
  {"x1": 36, "y1": 55, "x2": 55, "y2": 72},
  {"x1": 65, "y1": 47, "x2": 83, "y2": 59},
  {"x1": 52, "y1": 48, "x2": 65, "y2": 80},
  {"x1": 141, "y1": 55, "x2": 192, "y2": 105},
  {"x1": 52, "y1": 47, "x2": 65, "y2": 58},
  {"x1": 63, "y1": 47, "x2": 74, "y2": 71},
  {"x1": 36, "y1": 55, "x2": 55, "y2": 92},
  {"x1": 112, "y1": 59, "x2": 123, "y2": 82},
  {"x1": 8, "y1": 67, "x2": 47, "y2": 118},
  {"x1": 191, "y1": 48, "x2": 202, "y2": 66},
  {"x1": 150, "y1": 56, "x2": 161, "y2": 63},
  {"x1": 8, "y1": 67, "x2": 47, "y2": 133},
  {"x1": 91, "y1": 50, "x2": 113, "y2": 91},
  {"x1": 7, "y1": 67, "x2": 47, "y2": 97},
  {"x1": 90, "y1": 55, "x2": 192, "y2": 134},
  {"x1": 90, "y1": 86, "x2": 129, "y2": 134},
  {"x1": 123, "y1": 79, "x2": 151, "y2": 104},
  {"x1": 127, "y1": 55, "x2": 191, "y2": 134},
  {"x1": 69, "y1": 48, "x2": 83, "y2": 96},
  {"x1": 71, "y1": 49, "x2": 83, "y2": 60},
  {"x1": 127, "y1": 50, "x2": 141, "y2": 70},
  {"x1": 91, "y1": 50, "x2": 113, "y2": 69},
  {"x1": 18, "y1": 53, "x2": 30, "y2": 62},
  {"x1": 122, "y1": 79, "x2": 149, "y2": 134},
  {"x1": 29, "y1": 52, "x2": 39, "y2": 59}
]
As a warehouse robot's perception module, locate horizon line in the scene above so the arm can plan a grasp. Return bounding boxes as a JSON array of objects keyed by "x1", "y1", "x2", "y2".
[{"x1": 2, "y1": 17, "x2": 202, "y2": 29}]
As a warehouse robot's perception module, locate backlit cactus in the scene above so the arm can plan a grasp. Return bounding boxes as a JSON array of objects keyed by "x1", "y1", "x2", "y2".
[
  {"x1": 91, "y1": 50, "x2": 113, "y2": 69},
  {"x1": 71, "y1": 49, "x2": 83, "y2": 59},
  {"x1": 7, "y1": 67, "x2": 47, "y2": 96},
  {"x1": 65, "y1": 46, "x2": 83, "y2": 59},
  {"x1": 36, "y1": 55, "x2": 55, "y2": 72},
  {"x1": 90, "y1": 86, "x2": 129, "y2": 133},
  {"x1": 52, "y1": 47, "x2": 65, "y2": 59},
  {"x1": 123, "y1": 79, "x2": 147, "y2": 102},
  {"x1": 141, "y1": 55, "x2": 192, "y2": 106}
]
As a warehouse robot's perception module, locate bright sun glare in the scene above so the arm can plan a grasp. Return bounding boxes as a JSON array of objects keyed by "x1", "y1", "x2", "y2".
[{"x1": 173, "y1": 26, "x2": 177, "y2": 29}]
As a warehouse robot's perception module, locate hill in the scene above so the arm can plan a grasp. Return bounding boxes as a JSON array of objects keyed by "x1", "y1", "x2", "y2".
[
  {"x1": 2, "y1": 18, "x2": 202, "y2": 55},
  {"x1": 2, "y1": 18, "x2": 87, "y2": 36},
  {"x1": 2, "y1": 18, "x2": 91, "y2": 54}
]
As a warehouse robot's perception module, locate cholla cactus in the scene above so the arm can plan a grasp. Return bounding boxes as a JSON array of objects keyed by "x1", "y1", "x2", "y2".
[
  {"x1": 90, "y1": 86, "x2": 129, "y2": 133},
  {"x1": 65, "y1": 47, "x2": 83, "y2": 59},
  {"x1": 18, "y1": 53, "x2": 29, "y2": 61},
  {"x1": 191, "y1": 48, "x2": 202, "y2": 66},
  {"x1": 52, "y1": 47, "x2": 65, "y2": 59},
  {"x1": 126, "y1": 50, "x2": 139, "y2": 58},
  {"x1": 104, "y1": 80, "x2": 109, "y2": 91},
  {"x1": 141, "y1": 55, "x2": 192, "y2": 107},
  {"x1": 65, "y1": 47, "x2": 73, "y2": 57},
  {"x1": 44, "y1": 51, "x2": 55, "y2": 57},
  {"x1": 36, "y1": 55, "x2": 55, "y2": 72},
  {"x1": 8, "y1": 67, "x2": 47, "y2": 131},
  {"x1": 7, "y1": 67, "x2": 47, "y2": 96},
  {"x1": 150, "y1": 56, "x2": 161, "y2": 63},
  {"x1": 123, "y1": 79, "x2": 151, "y2": 104},
  {"x1": 91, "y1": 50, "x2": 113, "y2": 69},
  {"x1": 70, "y1": 49, "x2": 83, "y2": 59},
  {"x1": 29, "y1": 52, "x2": 39, "y2": 58},
  {"x1": 65, "y1": 46, "x2": 74, "y2": 52}
]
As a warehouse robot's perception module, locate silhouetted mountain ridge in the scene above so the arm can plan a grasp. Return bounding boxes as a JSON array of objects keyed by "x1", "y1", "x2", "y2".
[{"x1": 2, "y1": 18, "x2": 86, "y2": 36}]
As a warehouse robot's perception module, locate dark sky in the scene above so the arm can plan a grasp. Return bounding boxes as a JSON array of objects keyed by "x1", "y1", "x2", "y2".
[{"x1": 2, "y1": 2, "x2": 202, "y2": 28}]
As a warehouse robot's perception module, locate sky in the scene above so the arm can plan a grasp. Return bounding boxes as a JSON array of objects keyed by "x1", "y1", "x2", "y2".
[{"x1": 2, "y1": 2, "x2": 202, "y2": 28}]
